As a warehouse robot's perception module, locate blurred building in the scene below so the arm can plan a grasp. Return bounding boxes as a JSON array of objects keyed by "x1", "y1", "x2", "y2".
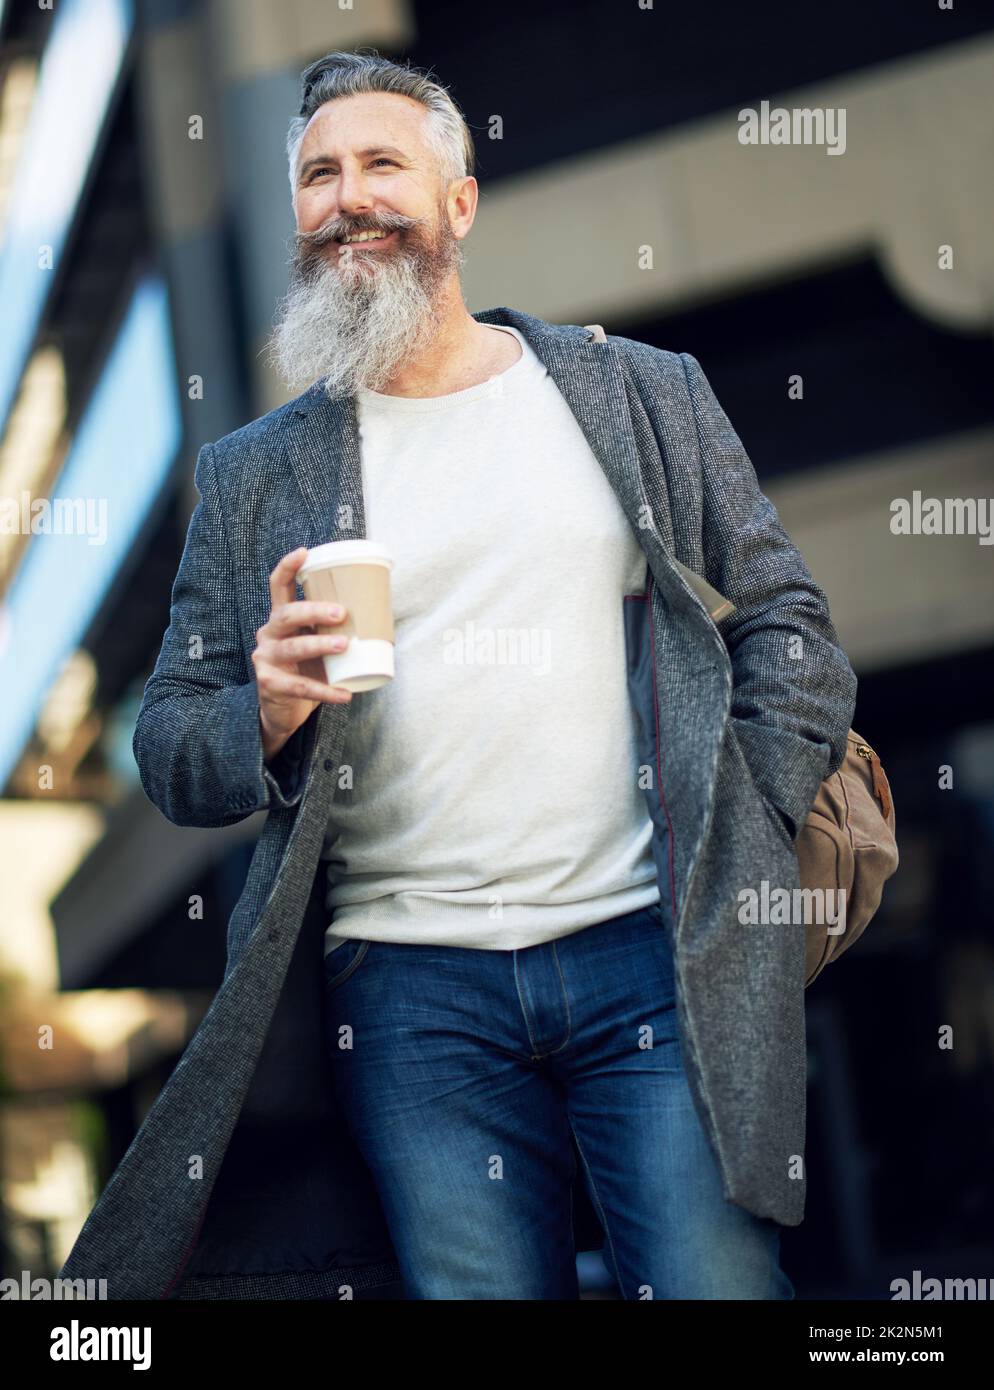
[{"x1": 1, "y1": 0, "x2": 992, "y2": 1294}]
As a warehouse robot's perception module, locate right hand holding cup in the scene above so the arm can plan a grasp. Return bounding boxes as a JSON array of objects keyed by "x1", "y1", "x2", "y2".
[{"x1": 252, "y1": 547, "x2": 353, "y2": 760}]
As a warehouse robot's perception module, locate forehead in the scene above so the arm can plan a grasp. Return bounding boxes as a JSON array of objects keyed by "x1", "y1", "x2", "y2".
[{"x1": 298, "y1": 91, "x2": 431, "y2": 156}]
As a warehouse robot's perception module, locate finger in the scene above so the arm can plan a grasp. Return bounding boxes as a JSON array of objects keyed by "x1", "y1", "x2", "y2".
[
  {"x1": 267, "y1": 599, "x2": 347, "y2": 636},
  {"x1": 258, "y1": 668, "x2": 353, "y2": 703},
  {"x1": 257, "y1": 632, "x2": 349, "y2": 665},
  {"x1": 267, "y1": 547, "x2": 310, "y2": 612}
]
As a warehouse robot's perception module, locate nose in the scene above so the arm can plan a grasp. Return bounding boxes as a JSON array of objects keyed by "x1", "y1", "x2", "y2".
[{"x1": 336, "y1": 163, "x2": 374, "y2": 219}]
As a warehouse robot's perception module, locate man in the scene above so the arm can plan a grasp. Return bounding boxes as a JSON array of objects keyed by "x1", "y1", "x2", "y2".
[{"x1": 59, "y1": 51, "x2": 857, "y2": 1301}]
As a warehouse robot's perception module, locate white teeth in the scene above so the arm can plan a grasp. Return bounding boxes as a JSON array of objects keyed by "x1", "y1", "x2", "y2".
[{"x1": 342, "y1": 230, "x2": 388, "y2": 243}]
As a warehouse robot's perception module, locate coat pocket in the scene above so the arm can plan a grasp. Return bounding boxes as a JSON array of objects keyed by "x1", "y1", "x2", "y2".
[
  {"x1": 728, "y1": 714, "x2": 830, "y2": 843},
  {"x1": 727, "y1": 718, "x2": 798, "y2": 851}
]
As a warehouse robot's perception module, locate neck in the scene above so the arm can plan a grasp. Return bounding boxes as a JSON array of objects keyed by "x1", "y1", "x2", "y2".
[{"x1": 373, "y1": 280, "x2": 505, "y2": 397}]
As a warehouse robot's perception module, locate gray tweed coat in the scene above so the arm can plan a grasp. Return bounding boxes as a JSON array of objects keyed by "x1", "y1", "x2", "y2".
[{"x1": 58, "y1": 305, "x2": 857, "y2": 1299}]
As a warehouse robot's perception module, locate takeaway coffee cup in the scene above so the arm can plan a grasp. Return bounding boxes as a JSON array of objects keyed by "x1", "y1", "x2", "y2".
[{"x1": 297, "y1": 540, "x2": 395, "y2": 692}]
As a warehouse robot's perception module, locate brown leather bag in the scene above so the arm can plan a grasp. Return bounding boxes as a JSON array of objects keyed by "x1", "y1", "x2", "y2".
[
  {"x1": 588, "y1": 325, "x2": 901, "y2": 986},
  {"x1": 795, "y1": 730, "x2": 898, "y2": 985}
]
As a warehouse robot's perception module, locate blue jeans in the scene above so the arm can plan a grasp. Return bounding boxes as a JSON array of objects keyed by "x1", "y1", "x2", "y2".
[{"x1": 323, "y1": 903, "x2": 795, "y2": 1300}]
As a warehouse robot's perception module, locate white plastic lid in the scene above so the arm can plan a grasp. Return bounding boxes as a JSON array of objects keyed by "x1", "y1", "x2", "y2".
[{"x1": 298, "y1": 540, "x2": 394, "y2": 578}]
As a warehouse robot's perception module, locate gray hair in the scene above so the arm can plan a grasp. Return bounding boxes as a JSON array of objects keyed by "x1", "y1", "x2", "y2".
[{"x1": 286, "y1": 49, "x2": 475, "y2": 199}]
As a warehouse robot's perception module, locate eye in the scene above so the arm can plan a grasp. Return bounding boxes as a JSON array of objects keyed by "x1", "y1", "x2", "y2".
[{"x1": 371, "y1": 158, "x2": 397, "y2": 167}]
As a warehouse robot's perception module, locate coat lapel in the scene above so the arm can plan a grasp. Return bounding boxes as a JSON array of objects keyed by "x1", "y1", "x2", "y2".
[{"x1": 286, "y1": 389, "x2": 365, "y2": 544}]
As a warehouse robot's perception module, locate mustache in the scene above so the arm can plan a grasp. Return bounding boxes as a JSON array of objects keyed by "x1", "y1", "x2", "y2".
[{"x1": 295, "y1": 210, "x2": 422, "y2": 250}]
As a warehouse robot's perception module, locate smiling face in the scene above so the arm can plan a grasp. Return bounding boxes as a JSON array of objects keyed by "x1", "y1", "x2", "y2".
[
  {"x1": 268, "y1": 92, "x2": 475, "y2": 397},
  {"x1": 292, "y1": 91, "x2": 474, "y2": 278}
]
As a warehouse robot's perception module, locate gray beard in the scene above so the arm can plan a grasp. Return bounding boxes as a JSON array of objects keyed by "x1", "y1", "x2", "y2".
[{"x1": 267, "y1": 213, "x2": 465, "y2": 400}]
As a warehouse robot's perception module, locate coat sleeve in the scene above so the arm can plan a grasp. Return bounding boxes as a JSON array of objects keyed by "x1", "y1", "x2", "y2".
[
  {"x1": 679, "y1": 351, "x2": 858, "y2": 839},
  {"x1": 132, "y1": 440, "x2": 317, "y2": 828}
]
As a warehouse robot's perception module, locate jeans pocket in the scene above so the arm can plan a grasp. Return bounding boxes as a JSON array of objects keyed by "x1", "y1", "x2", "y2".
[{"x1": 323, "y1": 936, "x2": 372, "y2": 991}]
